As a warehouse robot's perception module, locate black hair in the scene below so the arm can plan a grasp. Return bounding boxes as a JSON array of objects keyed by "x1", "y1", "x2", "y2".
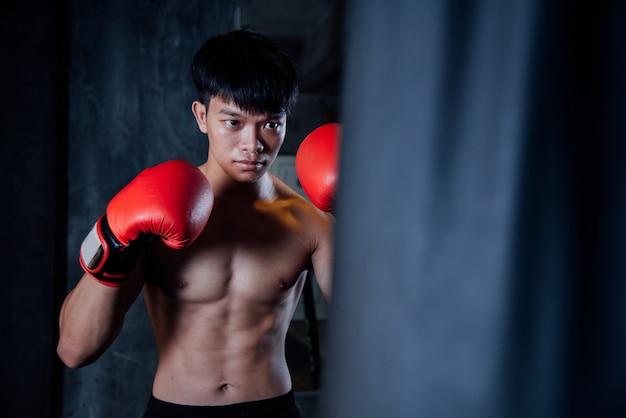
[{"x1": 191, "y1": 30, "x2": 299, "y2": 116}]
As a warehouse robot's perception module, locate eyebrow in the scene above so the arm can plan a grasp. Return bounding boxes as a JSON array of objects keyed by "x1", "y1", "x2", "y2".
[
  {"x1": 218, "y1": 109, "x2": 242, "y2": 117},
  {"x1": 217, "y1": 108, "x2": 285, "y2": 120}
]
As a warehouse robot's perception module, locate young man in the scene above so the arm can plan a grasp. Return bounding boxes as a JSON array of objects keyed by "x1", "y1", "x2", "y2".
[{"x1": 57, "y1": 30, "x2": 337, "y2": 417}]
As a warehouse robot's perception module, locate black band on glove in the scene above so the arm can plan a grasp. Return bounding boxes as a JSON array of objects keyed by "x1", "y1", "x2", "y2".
[{"x1": 79, "y1": 215, "x2": 153, "y2": 286}]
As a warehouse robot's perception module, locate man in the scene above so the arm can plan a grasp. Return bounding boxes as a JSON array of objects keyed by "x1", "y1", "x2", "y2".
[{"x1": 57, "y1": 30, "x2": 337, "y2": 417}]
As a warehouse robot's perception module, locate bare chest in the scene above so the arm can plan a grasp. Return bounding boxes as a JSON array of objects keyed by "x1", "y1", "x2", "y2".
[{"x1": 147, "y1": 206, "x2": 312, "y2": 304}]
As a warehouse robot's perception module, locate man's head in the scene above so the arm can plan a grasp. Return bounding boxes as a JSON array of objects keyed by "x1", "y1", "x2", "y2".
[{"x1": 191, "y1": 30, "x2": 299, "y2": 117}]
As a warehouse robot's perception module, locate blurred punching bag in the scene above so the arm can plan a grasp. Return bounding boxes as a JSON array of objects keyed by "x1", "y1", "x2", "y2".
[{"x1": 322, "y1": 0, "x2": 626, "y2": 417}]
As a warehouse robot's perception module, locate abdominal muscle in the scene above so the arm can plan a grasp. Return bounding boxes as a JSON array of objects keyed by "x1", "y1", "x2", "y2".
[{"x1": 142, "y1": 270, "x2": 305, "y2": 406}]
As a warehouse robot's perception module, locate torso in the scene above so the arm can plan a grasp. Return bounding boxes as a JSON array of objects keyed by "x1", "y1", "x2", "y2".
[{"x1": 142, "y1": 176, "x2": 324, "y2": 406}]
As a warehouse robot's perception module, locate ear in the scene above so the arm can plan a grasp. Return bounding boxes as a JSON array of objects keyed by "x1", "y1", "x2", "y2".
[{"x1": 191, "y1": 101, "x2": 208, "y2": 134}]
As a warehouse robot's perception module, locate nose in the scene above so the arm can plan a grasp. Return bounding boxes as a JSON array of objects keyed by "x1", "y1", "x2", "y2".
[{"x1": 239, "y1": 128, "x2": 264, "y2": 154}]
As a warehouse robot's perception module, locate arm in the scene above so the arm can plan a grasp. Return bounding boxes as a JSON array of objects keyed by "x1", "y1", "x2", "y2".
[
  {"x1": 311, "y1": 212, "x2": 334, "y2": 302},
  {"x1": 57, "y1": 263, "x2": 145, "y2": 368},
  {"x1": 57, "y1": 160, "x2": 213, "y2": 368},
  {"x1": 296, "y1": 123, "x2": 341, "y2": 301}
]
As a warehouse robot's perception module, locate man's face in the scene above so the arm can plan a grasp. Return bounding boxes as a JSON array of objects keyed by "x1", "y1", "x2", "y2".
[{"x1": 194, "y1": 96, "x2": 287, "y2": 183}]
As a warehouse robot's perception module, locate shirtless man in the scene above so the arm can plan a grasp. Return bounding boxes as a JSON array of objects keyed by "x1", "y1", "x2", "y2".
[{"x1": 57, "y1": 30, "x2": 337, "y2": 418}]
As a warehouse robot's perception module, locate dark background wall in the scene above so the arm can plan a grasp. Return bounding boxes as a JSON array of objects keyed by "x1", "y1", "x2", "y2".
[{"x1": 1, "y1": 1, "x2": 68, "y2": 417}]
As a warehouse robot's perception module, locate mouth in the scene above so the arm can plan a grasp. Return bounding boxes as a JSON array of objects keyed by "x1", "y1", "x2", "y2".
[{"x1": 235, "y1": 159, "x2": 265, "y2": 171}]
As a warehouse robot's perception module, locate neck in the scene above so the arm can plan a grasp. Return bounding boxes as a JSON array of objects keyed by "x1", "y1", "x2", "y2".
[{"x1": 198, "y1": 162, "x2": 276, "y2": 203}]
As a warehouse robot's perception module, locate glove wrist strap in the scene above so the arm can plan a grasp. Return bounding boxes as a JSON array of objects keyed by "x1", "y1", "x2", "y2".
[{"x1": 79, "y1": 215, "x2": 151, "y2": 287}]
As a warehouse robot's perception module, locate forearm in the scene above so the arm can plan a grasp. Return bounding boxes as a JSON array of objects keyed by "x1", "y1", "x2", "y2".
[{"x1": 57, "y1": 272, "x2": 141, "y2": 368}]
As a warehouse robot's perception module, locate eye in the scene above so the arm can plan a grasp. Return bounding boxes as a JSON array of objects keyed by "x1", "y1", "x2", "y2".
[
  {"x1": 265, "y1": 121, "x2": 280, "y2": 129},
  {"x1": 225, "y1": 120, "x2": 240, "y2": 127}
]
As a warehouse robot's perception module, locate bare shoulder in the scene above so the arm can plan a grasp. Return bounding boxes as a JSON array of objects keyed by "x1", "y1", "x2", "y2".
[
  {"x1": 270, "y1": 174, "x2": 334, "y2": 300},
  {"x1": 268, "y1": 173, "x2": 335, "y2": 274},
  {"x1": 270, "y1": 174, "x2": 334, "y2": 225}
]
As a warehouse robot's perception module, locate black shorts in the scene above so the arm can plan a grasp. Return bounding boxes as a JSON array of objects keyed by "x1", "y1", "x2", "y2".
[{"x1": 142, "y1": 391, "x2": 301, "y2": 418}]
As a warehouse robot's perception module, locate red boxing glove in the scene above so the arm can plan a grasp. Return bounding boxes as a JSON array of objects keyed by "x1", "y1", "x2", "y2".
[
  {"x1": 79, "y1": 160, "x2": 214, "y2": 286},
  {"x1": 295, "y1": 123, "x2": 340, "y2": 212}
]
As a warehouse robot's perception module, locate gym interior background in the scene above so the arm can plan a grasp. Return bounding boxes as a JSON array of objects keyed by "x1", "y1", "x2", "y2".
[{"x1": 1, "y1": 0, "x2": 625, "y2": 417}]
